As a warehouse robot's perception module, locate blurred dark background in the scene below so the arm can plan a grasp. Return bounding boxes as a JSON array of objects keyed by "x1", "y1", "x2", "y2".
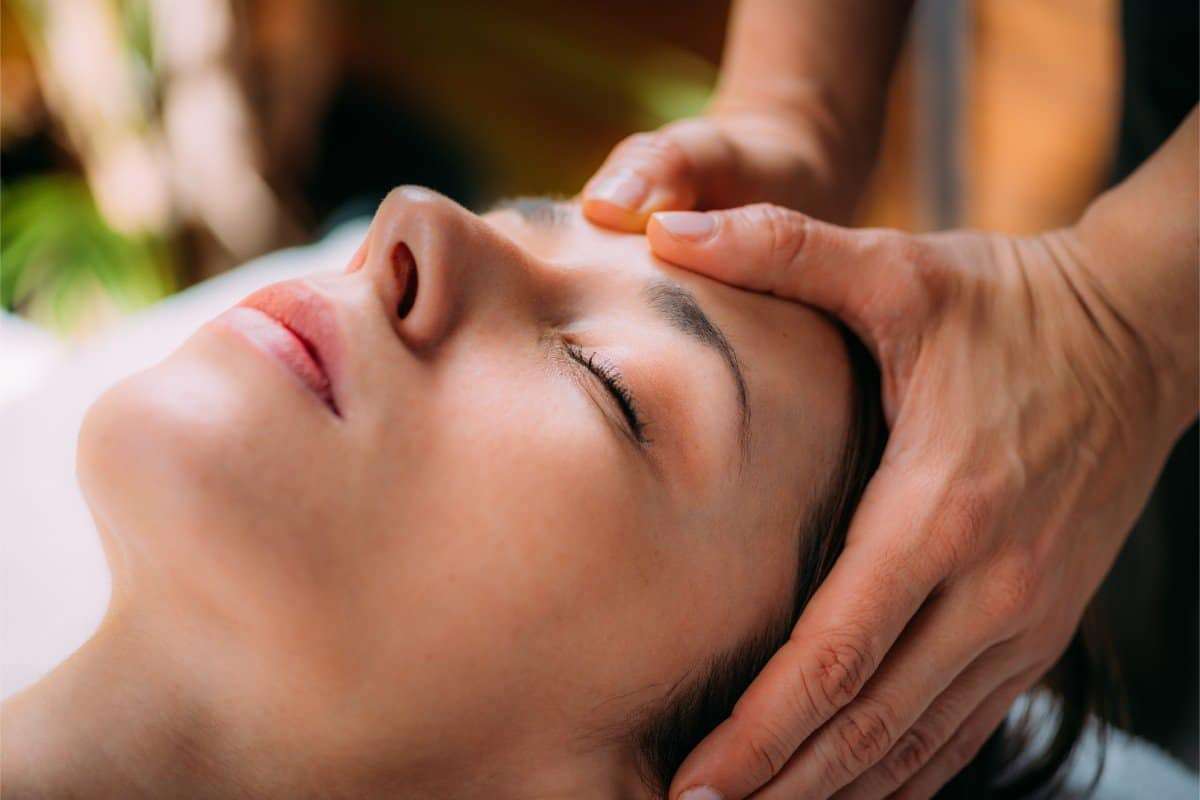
[{"x1": 1, "y1": 0, "x2": 1195, "y2": 772}]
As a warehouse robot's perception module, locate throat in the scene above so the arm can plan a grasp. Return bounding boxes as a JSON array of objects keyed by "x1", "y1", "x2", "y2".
[{"x1": 0, "y1": 610, "x2": 649, "y2": 800}]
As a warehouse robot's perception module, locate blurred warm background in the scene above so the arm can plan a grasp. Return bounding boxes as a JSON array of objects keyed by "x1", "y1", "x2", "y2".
[
  {"x1": 1, "y1": 0, "x2": 1124, "y2": 338},
  {"x1": 1, "y1": 0, "x2": 1194, "y2": 772}
]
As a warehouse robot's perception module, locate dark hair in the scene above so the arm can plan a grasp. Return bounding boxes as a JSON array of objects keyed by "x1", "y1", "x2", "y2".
[{"x1": 628, "y1": 323, "x2": 1106, "y2": 798}]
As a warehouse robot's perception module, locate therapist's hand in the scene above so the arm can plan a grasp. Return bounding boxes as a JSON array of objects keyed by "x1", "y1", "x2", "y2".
[
  {"x1": 580, "y1": 0, "x2": 913, "y2": 233},
  {"x1": 581, "y1": 112, "x2": 858, "y2": 232},
  {"x1": 643, "y1": 201, "x2": 1197, "y2": 799}
]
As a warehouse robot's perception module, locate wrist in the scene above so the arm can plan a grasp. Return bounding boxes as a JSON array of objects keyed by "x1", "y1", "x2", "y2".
[
  {"x1": 1070, "y1": 205, "x2": 1199, "y2": 436},
  {"x1": 1070, "y1": 110, "x2": 1198, "y2": 436}
]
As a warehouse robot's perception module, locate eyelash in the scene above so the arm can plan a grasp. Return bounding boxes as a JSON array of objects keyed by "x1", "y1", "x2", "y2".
[{"x1": 563, "y1": 342, "x2": 650, "y2": 445}]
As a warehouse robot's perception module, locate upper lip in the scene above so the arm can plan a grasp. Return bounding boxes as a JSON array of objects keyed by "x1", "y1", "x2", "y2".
[{"x1": 237, "y1": 281, "x2": 345, "y2": 411}]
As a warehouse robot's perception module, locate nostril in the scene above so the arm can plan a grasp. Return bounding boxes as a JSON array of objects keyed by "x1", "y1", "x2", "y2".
[{"x1": 393, "y1": 242, "x2": 418, "y2": 318}]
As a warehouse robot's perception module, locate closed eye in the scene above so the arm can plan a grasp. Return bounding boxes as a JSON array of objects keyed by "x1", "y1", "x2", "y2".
[{"x1": 563, "y1": 342, "x2": 650, "y2": 445}]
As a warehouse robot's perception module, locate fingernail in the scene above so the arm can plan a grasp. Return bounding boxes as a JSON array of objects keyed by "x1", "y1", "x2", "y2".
[
  {"x1": 588, "y1": 171, "x2": 648, "y2": 210},
  {"x1": 679, "y1": 787, "x2": 724, "y2": 800},
  {"x1": 654, "y1": 211, "x2": 716, "y2": 242}
]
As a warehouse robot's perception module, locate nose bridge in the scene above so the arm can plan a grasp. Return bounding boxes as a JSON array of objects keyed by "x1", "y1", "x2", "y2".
[{"x1": 358, "y1": 186, "x2": 535, "y2": 350}]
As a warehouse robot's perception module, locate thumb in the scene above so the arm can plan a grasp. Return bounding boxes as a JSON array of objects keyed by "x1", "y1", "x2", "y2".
[
  {"x1": 647, "y1": 204, "x2": 907, "y2": 336},
  {"x1": 582, "y1": 120, "x2": 735, "y2": 232}
]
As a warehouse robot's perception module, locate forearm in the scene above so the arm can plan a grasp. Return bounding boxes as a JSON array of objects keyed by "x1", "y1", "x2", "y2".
[
  {"x1": 708, "y1": 0, "x2": 913, "y2": 198},
  {"x1": 1073, "y1": 108, "x2": 1199, "y2": 433}
]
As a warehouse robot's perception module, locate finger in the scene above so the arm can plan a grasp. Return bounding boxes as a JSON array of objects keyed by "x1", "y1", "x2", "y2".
[
  {"x1": 832, "y1": 646, "x2": 1026, "y2": 800},
  {"x1": 582, "y1": 129, "x2": 703, "y2": 232},
  {"x1": 751, "y1": 595, "x2": 1006, "y2": 800},
  {"x1": 647, "y1": 205, "x2": 916, "y2": 340},
  {"x1": 892, "y1": 670, "x2": 1038, "y2": 800},
  {"x1": 669, "y1": 470, "x2": 950, "y2": 800}
]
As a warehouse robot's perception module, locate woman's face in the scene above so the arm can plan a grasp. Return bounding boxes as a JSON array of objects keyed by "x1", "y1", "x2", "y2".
[{"x1": 78, "y1": 188, "x2": 852, "y2": 787}]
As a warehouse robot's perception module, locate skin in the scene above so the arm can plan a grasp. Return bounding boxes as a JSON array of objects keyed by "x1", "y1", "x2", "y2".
[
  {"x1": 1, "y1": 190, "x2": 857, "y2": 799},
  {"x1": 583, "y1": 5, "x2": 1199, "y2": 791}
]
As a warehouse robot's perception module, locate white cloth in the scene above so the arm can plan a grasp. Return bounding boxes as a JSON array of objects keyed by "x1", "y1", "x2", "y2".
[
  {"x1": 0, "y1": 313, "x2": 65, "y2": 408},
  {"x1": 1005, "y1": 693, "x2": 1197, "y2": 797},
  {"x1": 1064, "y1": 721, "x2": 1197, "y2": 798}
]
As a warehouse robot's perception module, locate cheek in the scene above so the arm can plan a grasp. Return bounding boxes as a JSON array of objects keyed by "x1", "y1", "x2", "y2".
[
  {"x1": 355, "y1": 353, "x2": 686, "y2": 694},
  {"x1": 352, "y1": 349, "x2": 798, "y2": 727},
  {"x1": 369, "y1": 356, "x2": 654, "y2": 595}
]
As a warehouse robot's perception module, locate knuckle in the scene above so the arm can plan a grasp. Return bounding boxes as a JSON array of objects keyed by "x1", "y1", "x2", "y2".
[
  {"x1": 801, "y1": 636, "x2": 876, "y2": 716},
  {"x1": 969, "y1": 457, "x2": 1026, "y2": 515},
  {"x1": 742, "y1": 717, "x2": 796, "y2": 780},
  {"x1": 905, "y1": 241, "x2": 953, "y2": 305},
  {"x1": 983, "y1": 552, "x2": 1041, "y2": 627},
  {"x1": 611, "y1": 130, "x2": 690, "y2": 179},
  {"x1": 758, "y1": 204, "x2": 809, "y2": 266},
  {"x1": 829, "y1": 700, "x2": 898, "y2": 778},
  {"x1": 863, "y1": 227, "x2": 923, "y2": 268},
  {"x1": 731, "y1": 203, "x2": 808, "y2": 288},
  {"x1": 945, "y1": 478, "x2": 1000, "y2": 539},
  {"x1": 881, "y1": 724, "x2": 941, "y2": 787},
  {"x1": 930, "y1": 464, "x2": 1022, "y2": 569},
  {"x1": 851, "y1": 230, "x2": 940, "y2": 341}
]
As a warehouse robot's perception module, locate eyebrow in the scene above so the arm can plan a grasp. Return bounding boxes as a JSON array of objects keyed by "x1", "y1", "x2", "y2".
[
  {"x1": 491, "y1": 196, "x2": 752, "y2": 455},
  {"x1": 644, "y1": 281, "x2": 751, "y2": 457}
]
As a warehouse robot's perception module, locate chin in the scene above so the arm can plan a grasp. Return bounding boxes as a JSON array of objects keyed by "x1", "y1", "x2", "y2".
[{"x1": 77, "y1": 330, "x2": 322, "y2": 553}]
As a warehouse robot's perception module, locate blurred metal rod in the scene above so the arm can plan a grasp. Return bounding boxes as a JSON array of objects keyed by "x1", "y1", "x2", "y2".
[{"x1": 914, "y1": 0, "x2": 970, "y2": 229}]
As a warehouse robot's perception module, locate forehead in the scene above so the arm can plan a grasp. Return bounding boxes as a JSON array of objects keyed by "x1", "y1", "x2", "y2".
[{"x1": 485, "y1": 200, "x2": 853, "y2": 498}]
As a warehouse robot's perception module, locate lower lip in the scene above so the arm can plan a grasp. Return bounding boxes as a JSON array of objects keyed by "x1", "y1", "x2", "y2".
[{"x1": 211, "y1": 307, "x2": 336, "y2": 412}]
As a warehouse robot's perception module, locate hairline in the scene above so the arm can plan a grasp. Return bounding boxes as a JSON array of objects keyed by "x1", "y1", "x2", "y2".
[{"x1": 624, "y1": 320, "x2": 885, "y2": 796}]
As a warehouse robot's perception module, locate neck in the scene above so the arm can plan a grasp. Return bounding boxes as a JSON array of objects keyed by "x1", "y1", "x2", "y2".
[
  {"x1": 3, "y1": 612, "x2": 265, "y2": 799},
  {"x1": 2, "y1": 607, "x2": 643, "y2": 800}
]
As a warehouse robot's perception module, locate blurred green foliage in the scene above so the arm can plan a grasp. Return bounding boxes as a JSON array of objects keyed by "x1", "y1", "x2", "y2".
[
  {"x1": 118, "y1": 0, "x2": 158, "y2": 96},
  {"x1": 1, "y1": 175, "x2": 175, "y2": 335}
]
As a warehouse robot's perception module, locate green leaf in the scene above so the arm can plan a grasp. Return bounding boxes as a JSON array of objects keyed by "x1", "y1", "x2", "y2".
[{"x1": 1, "y1": 175, "x2": 177, "y2": 335}]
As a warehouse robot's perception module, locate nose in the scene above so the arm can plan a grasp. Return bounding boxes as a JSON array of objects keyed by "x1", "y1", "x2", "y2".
[{"x1": 350, "y1": 186, "x2": 530, "y2": 350}]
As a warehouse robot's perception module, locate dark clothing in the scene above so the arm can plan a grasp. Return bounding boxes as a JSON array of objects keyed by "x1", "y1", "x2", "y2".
[
  {"x1": 1114, "y1": 0, "x2": 1198, "y2": 182},
  {"x1": 1098, "y1": 0, "x2": 1199, "y2": 772}
]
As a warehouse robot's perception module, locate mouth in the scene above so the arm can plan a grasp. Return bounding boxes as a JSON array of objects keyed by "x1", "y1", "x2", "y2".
[{"x1": 212, "y1": 282, "x2": 344, "y2": 415}]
